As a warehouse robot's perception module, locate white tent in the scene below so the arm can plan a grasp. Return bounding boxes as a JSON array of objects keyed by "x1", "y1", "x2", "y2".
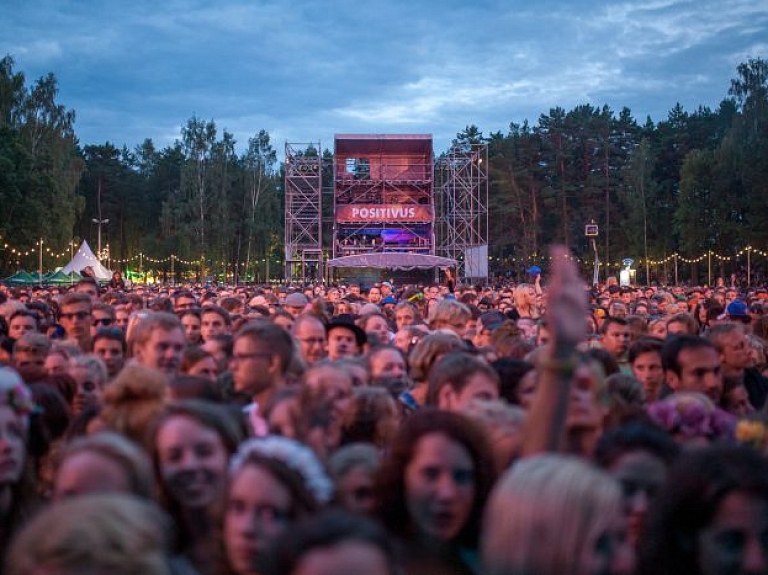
[{"x1": 60, "y1": 241, "x2": 113, "y2": 281}]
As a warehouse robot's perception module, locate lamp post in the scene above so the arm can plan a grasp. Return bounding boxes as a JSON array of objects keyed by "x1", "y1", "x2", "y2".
[
  {"x1": 38, "y1": 238, "x2": 43, "y2": 287},
  {"x1": 92, "y1": 176, "x2": 109, "y2": 263},
  {"x1": 91, "y1": 218, "x2": 109, "y2": 262}
]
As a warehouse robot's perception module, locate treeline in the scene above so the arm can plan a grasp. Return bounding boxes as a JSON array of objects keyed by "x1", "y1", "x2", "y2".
[
  {"x1": 0, "y1": 54, "x2": 766, "y2": 281},
  {"x1": 480, "y1": 57, "x2": 768, "y2": 281},
  {"x1": 0, "y1": 55, "x2": 282, "y2": 280}
]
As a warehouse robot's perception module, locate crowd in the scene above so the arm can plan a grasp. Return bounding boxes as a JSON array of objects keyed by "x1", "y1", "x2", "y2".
[{"x1": 2, "y1": 251, "x2": 768, "y2": 575}]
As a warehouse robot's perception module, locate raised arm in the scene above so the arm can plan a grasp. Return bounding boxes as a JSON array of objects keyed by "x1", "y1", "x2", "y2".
[{"x1": 521, "y1": 246, "x2": 588, "y2": 456}]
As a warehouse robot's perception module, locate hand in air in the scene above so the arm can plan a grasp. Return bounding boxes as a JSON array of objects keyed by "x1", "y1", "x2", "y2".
[{"x1": 545, "y1": 246, "x2": 588, "y2": 351}]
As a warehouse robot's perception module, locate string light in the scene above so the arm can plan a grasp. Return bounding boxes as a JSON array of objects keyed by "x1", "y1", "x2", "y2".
[{"x1": 2, "y1": 234, "x2": 768, "y2": 274}]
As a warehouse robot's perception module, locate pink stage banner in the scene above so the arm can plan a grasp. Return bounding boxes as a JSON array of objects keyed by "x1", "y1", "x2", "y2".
[{"x1": 336, "y1": 204, "x2": 433, "y2": 223}]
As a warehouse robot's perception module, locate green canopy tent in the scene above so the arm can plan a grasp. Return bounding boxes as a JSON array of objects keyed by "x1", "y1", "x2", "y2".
[
  {"x1": 44, "y1": 270, "x2": 81, "y2": 285},
  {"x1": 2, "y1": 270, "x2": 37, "y2": 286}
]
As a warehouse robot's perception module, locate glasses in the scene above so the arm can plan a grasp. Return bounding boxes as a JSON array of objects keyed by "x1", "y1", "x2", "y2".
[
  {"x1": 93, "y1": 318, "x2": 114, "y2": 327},
  {"x1": 59, "y1": 311, "x2": 91, "y2": 321}
]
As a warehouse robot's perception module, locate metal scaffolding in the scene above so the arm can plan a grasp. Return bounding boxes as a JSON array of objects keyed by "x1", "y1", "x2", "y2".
[
  {"x1": 284, "y1": 142, "x2": 323, "y2": 283},
  {"x1": 435, "y1": 143, "x2": 489, "y2": 280}
]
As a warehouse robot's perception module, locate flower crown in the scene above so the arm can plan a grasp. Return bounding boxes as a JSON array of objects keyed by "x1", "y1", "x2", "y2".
[
  {"x1": 230, "y1": 436, "x2": 333, "y2": 504},
  {"x1": 646, "y1": 396, "x2": 736, "y2": 441}
]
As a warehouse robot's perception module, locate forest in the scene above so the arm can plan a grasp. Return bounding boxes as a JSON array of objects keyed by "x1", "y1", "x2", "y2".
[{"x1": 0, "y1": 55, "x2": 766, "y2": 283}]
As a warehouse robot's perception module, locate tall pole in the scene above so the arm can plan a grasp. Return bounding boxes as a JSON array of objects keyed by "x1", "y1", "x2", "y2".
[
  {"x1": 38, "y1": 238, "x2": 43, "y2": 287},
  {"x1": 92, "y1": 177, "x2": 109, "y2": 263},
  {"x1": 591, "y1": 238, "x2": 600, "y2": 287},
  {"x1": 747, "y1": 247, "x2": 752, "y2": 287},
  {"x1": 674, "y1": 253, "x2": 679, "y2": 286},
  {"x1": 708, "y1": 251, "x2": 712, "y2": 286},
  {"x1": 170, "y1": 255, "x2": 175, "y2": 286}
]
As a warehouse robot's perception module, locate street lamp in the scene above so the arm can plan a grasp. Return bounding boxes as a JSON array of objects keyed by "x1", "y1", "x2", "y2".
[{"x1": 92, "y1": 218, "x2": 109, "y2": 262}]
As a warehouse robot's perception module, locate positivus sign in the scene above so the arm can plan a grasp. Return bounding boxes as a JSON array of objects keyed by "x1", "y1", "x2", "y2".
[{"x1": 336, "y1": 204, "x2": 433, "y2": 223}]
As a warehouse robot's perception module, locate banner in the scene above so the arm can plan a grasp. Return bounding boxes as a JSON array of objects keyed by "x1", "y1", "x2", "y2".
[{"x1": 336, "y1": 204, "x2": 433, "y2": 223}]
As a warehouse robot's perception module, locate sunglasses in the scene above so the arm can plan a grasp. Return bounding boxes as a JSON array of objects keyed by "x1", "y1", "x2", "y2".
[{"x1": 93, "y1": 318, "x2": 114, "y2": 327}]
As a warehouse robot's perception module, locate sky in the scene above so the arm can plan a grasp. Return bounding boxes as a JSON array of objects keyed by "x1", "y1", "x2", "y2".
[{"x1": 2, "y1": 0, "x2": 767, "y2": 156}]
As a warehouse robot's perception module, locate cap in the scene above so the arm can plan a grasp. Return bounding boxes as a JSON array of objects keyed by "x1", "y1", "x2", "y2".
[
  {"x1": 248, "y1": 295, "x2": 268, "y2": 307},
  {"x1": 479, "y1": 311, "x2": 506, "y2": 332},
  {"x1": 381, "y1": 296, "x2": 397, "y2": 305},
  {"x1": 726, "y1": 299, "x2": 749, "y2": 317},
  {"x1": 381, "y1": 281, "x2": 393, "y2": 288},
  {"x1": 283, "y1": 292, "x2": 309, "y2": 307}
]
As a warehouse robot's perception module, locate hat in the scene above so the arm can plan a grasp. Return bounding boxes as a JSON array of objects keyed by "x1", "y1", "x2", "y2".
[
  {"x1": 248, "y1": 295, "x2": 268, "y2": 307},
  {"x1": 326, "y1": 315, "x2": 367, "y2": 346},
  {"x1": 381, "y1": 296, "x2": 397, "y2": 305},
  {"x1": 526, "y1": 266, "x2": 542, "y2": 275},
  {"x1": 283, "y1": 292, "x2": 309, "y2": 307},
  {"x1": 726, "y1": 299, "x2": 749, "y2": 318},
  {"x1": 381, "y1": 281, "x2": 393, "y2": 289},
  {"x1": 478, "y1": 311, "x2": 506, "y2": 332}
]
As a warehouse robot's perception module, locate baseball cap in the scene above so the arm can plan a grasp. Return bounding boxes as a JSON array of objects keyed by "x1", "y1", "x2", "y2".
[{"x1": 726, "y1": 299, "x2": 749, "y2": 318}]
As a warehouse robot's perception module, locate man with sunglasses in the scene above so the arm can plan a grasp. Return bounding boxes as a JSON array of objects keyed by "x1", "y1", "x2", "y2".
[
  {"x1": 90, "y1": 303, "x2": 117, "y2": 338},
  {"x1": 58, "y1": 292, "x2": 93, "y2": 352}
]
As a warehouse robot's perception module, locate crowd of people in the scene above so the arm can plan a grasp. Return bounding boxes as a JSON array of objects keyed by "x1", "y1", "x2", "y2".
[{"x1": 2, "y1": 252, "x2": 768, "y2": 575}]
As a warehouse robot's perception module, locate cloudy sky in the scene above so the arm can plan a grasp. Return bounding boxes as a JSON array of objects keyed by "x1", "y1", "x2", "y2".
[{"x1": 2, "y1": 0, "x2": 766, "y2": 155}]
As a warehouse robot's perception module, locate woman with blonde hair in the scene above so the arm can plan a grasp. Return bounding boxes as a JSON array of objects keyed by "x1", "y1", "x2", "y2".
[
  {"x1": 483, "y1": 454, "x2": 635, "y2": 575},
  {"x1": 513, "y1": 283, "x2": 540, "y2": 319},
  {"x1": 6, "y1": 493, "x2": 173, "y2": 575}
]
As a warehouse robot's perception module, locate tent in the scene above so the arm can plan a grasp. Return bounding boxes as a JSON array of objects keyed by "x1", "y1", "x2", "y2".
[
  {"x1": 44, "y1": 270, "x2": 81, "y2": 285},
  {"x1": 2, "y1": 270, "x2": 36, "y2": 285},
  {"x1": 326, "y1": 253, "x2": 457, "y2": 270},
  {"x1": 60, "y1": 241, "x2": 113, "y2": 281}
]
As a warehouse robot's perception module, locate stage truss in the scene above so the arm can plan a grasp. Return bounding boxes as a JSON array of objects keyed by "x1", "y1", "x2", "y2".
[
  {"x1": 284, "y1": 142, "x2": 323, "y2": 283},
  {"x1": 435, "y1": 143, "x2": 489, "y2": 280}
]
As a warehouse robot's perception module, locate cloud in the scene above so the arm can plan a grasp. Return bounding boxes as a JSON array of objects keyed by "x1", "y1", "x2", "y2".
[
  {"x1": 4, "y1": 40, "x2": 62, "y2": 64},
  {"x1": 1, "y1": 0, "x2": 766, "y2": 153}
]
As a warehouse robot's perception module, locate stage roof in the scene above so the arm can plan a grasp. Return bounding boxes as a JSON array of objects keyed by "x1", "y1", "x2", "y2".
[
  {"x1": 326, "y1": 253, "x2": 456, "y2": 270},
  {"x1": 334, "y1": 134, "x2": 433, "y2": 156}
]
